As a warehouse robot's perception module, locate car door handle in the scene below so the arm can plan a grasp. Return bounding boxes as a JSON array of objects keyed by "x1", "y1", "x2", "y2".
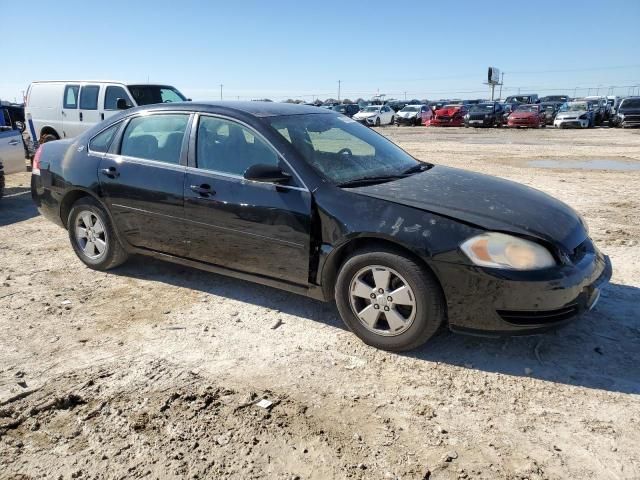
[
  {"x1": 190, "y1": 184, "x2": 215, "y2": 197},
  {"x1": 8, "y1": 139, "x2": 19, "y2": 145},
  {"x1": 100, "y1": 167, "x2": 119, "y2": 178},
  {"x1": 79, "y1": 112, "x2": 83, "y2": 121}
]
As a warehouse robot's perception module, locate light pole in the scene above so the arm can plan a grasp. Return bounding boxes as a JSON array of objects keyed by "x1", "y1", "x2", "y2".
[
  {"x1": 338, "y1": 80, "x2": 341, "y2": 102},
  {"x1": 220, "y1": 84, "x2": 223, "y2": 100},
  {"x1": 498, "y1": 72, "x2": 504, "y2": 101}
]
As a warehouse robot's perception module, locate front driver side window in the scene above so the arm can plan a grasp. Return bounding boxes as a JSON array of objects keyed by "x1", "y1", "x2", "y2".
[{"x1": 196, "y1": 116, "x2": 280, "y2": 176}]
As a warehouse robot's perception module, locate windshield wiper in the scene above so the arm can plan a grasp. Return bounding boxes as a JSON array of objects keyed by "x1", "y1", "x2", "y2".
[
  {"x1": 401, "y1": 163, "x2": 432, "y2": 175},
  {"x1": 338, "y1": 164, "x2": 432, "y2": 188},
  {"x1": 337, "y1": 175, "x2": 406, "y2": 188}
]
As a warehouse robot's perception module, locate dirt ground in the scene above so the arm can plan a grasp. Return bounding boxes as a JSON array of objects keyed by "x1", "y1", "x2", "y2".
[{"x1": 1, "y1": 126, "x2": 639, "y2": 480}]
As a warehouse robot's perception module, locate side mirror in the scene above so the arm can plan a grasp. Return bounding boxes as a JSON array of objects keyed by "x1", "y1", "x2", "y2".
[
  {"x1": 116, "y1": 98, "x2": 130, "y2": 110},
  {"x1": 244, "y1": 164, "x2": 291, "y2": 184}
]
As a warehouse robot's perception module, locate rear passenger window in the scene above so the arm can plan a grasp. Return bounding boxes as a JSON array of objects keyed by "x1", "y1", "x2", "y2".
[
  {"x1": 120, "y1": 114, "x2": 188, "y2": 164},
  {"x1": 104, "y1": 86, "x2": 133, "y2": 110},
  {"x1": 64, "y1": 85, "x2": 79, "y2": 109},
  {"x1": 79, "y1": 85, "x2": 100, "y2": 110},
  {"x1": 89, "y1": 123, "x2": 120, "y2": 153}
]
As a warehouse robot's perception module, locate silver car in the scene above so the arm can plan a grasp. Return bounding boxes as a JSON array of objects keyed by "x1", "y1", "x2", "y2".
[{"x1": 553, "y1": 102, "x2": 594, "y2": 128}]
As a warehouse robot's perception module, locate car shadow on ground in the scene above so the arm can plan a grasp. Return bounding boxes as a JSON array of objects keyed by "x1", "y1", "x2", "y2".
[
  {"x1": 115, "y1": 256, "x2": 640, "y2": 395},
  {"x1": 0, "y1": 186, "x2": 38, "y2": 226}
]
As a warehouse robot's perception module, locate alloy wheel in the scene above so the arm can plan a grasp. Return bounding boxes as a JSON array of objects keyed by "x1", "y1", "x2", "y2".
[
  {"x1": 75, "y1": 211, "x2": 107, "y2": 259},
  {"x1": 348, "y1": 265, "x2": 417, "y2": 336}
]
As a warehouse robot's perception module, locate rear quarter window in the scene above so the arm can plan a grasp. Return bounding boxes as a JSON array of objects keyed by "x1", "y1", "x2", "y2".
[{"x1": 89, "y1": 122, "x2": 121, "y2": 153}]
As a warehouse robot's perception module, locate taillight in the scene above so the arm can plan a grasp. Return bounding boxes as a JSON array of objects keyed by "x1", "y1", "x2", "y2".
[{"x1": 32, "y1": 146, "x2": 43, "y2": 175}]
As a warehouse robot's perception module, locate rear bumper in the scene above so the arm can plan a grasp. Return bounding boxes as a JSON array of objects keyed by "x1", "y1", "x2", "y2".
[{"x1": 434, "y1": 242, "x2": 612, "y2": 335}]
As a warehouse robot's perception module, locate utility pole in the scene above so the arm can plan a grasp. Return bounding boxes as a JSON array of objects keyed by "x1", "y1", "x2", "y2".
[
  {"x1": 404, "y1": 91, "x2": 407, "y2": 101},
  {"x1": 573, "y1": 86, "x2": 578, "y2": 98},
  {"x1": 498, "y1": 72, "x2": 504, "y2": 101},
  {"x1": 338, "y1": 80, "x2": 341, "y2": 102},
  {"x1": 220, "y1": 84, "x2": 223, "y2": 100}
]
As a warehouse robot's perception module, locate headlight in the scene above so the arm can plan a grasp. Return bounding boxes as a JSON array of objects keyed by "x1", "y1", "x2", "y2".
[
  {"x1": 618, "y1": 113, "x2": 625, "y2": 119},
  {"x1": 460, "y1": 232, "x2": 556, "y2": 270}
]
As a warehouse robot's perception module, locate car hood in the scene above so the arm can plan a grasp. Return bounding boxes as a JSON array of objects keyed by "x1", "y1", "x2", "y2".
[
  {"x1": 354, "y1": 111, "x2": 377, "y2": 118},
  {"x1": 349, "y1": 165, "x2": 585, "y2": 251},
  {"x1": 556, "y1": 111, "x2": 586, "y2": 118},
  {"x1": 510, "y1": 111, "x2": 538, "y2": 119},
  {"x1": 435, "y1": 107, "x2": 460, "y2": 116}
]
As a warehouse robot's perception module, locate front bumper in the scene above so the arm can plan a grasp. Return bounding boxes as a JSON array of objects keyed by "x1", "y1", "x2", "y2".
[
  {"x1": 395, "y1": 116, "x2": 419, "y2": 126},
  {"x1": 507, "y1": 118, "x2": 539, "y2": 128},
  {"x1": 466, "y1": 117, "x2": 496, "y2": 127},
  {"x1": 554, "y1": 118, "x2": 589, "y2": 128},
  {"x1": 354, "y1": 116, "x2": 377, "y2": 126},
  {"x1": 433, "y1": 240, "x2": 612, "y2": 335},
  {"x1": 431, "y1": 117, "x2": 464, "y2": 127}
]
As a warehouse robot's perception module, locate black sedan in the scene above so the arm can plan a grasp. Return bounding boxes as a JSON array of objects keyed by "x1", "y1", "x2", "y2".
[{"x1": 31, "y1": 102, "x2": 611, "y2": 351}]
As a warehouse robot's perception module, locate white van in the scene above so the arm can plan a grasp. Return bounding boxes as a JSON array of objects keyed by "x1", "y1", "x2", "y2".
[{"x1": 25, "y1": 81, "x2": 187, "y2": 143}]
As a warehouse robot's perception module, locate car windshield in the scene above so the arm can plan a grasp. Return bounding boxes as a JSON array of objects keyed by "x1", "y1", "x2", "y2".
[
  {"x1": 363, "y1": 106, "x2": 380, "y2": 112},
  {"x1": 543, "y1": 105, "x2": 556, "y2": 111},
  {"x1": 560, "y1": 103, "x2": 587, "y2": 112},
  {"x1": 127, "y1": 85, "x2": 186, "y2": 105},
  {"x1": 443, "y1": 104, "x2": 460, "y2": 109},
  {"x1": 267, "y1": 114, "x2": 423, "y2": 185},
  {"x1": 620, "y1": 98, "x2": 640, "y2": 109},
  {"x1": 506, "y1": 96, "x2": 531, "y2": 103},
  {"x1": 470, "y1": 104, "x2": 494, "y2": 112},
  {"x1": 514, "y1": 105, "x2": 538, "y2": 112},
  {"x1": 400, "y1": 106, "x2": 420, "y2": 112}
]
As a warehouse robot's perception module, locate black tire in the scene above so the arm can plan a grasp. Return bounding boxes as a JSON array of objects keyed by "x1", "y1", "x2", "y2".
[
  {"x1": 335, "y1": 247, "x2": 445, "y2": 351},
  {"x1": 375, "y1": 117, "x2": 381, "y2": 127},
  {"x1": 67, "y1": 197, "x2": 128, "y2": 270},
  {"x1": 40, "y1": 133, "x2": 58, "y2": 144}
]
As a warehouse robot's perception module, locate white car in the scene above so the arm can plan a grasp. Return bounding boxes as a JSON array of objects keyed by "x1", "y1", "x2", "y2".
[
  {"x1": 553, "y1": 102, "x2": 594, "y2": 128},
  {"x1": 352, "y1": 105, "x2": 395, "y2": 126},
  {"x1": 25, "y1": 81, "x2": 187, "y2": 144},
  {"x1": 395, "y1": 104, "x2": 432, "y2": 126}
]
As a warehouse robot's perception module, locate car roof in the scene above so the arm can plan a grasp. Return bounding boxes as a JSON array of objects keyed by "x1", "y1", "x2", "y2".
[{"x1": 132, "y1": 101, "x2": 333, "y2": 117}]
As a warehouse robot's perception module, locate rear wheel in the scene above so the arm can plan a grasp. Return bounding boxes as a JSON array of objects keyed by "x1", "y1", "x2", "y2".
[
  {"x1": 67, "y1": 197, "x2": 128, "y2": 270},
  {"x1": 335, "y1": 248, "x2": 445, "y2": 351}
]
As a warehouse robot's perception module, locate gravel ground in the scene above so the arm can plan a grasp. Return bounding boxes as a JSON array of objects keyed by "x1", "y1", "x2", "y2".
[{"x1": 0, "y1": 126, "x2": 639, "y2": 480}]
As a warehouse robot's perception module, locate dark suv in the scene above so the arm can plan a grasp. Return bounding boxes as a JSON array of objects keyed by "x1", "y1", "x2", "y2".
[
  {"x1": 614, "y1": 97, "x2": 640, "y2": 128},
  {"x1": 464, "y1": 102, "x2": 506, "y2": 127},
  {"x1": 331, "y1": 104, "x2": 360, "y2": 117}
]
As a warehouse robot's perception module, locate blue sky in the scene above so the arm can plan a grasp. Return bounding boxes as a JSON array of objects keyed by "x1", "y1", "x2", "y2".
[{"x1": 2, "y1": 0, "x2": 639, "y2": 102}]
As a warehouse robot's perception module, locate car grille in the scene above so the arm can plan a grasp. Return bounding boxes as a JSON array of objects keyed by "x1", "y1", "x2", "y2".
[
  {"x1": 497, "y1": 305, "x2": 579, "y2": 325},
  {"x1": 561, "y1": 116, "x2": 577, "y2": 120},
  {"x1": 624, "y1": 114, "x2": 640, "y2": 122}
]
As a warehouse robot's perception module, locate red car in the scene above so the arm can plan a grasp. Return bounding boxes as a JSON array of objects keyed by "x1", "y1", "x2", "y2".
[
  {"x1": 430, "y1": 104, "x2": 467, "y2": 127},
  {"x1": 506, "y1": 104, "x2": 546, "y2": 128}
]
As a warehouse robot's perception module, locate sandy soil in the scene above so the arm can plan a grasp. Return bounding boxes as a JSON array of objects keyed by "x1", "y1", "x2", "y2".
[{"x1": 1, "y1": 126, "x2": 639, "y2": 480}]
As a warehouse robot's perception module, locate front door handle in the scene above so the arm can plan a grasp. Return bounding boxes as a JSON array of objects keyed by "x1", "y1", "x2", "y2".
[
  {"x1": 8, "y1": 139, "x2": 19, "y2": 146},
  {"x1": 190, "y1": 184, "x2": 215, "y2": 197},
  {"x1": 79, "y1": 112, "x2": 83, "y2": 122},
  {"x1": 100, "y1": 167, "x2": 119, "y2": 178}
]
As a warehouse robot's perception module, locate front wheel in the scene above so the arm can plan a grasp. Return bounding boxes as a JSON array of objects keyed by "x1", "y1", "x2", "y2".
[
  {"x1": 68, "y1": 197, "x2": 129, "y2": 270},
  {"x1": 335, "y1": 248, "x2": 445, "y2": 351},
  {"x1": 375, "y1": 117, "x2": 381, "y2": 127}
]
